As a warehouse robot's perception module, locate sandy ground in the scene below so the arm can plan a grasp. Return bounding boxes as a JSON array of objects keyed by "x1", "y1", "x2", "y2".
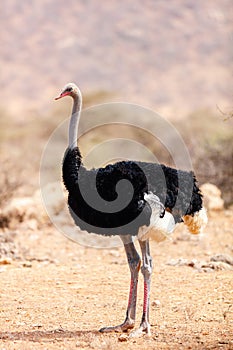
[{"x1": 0, "y1": 210, "x2": 233, "y2": 350}]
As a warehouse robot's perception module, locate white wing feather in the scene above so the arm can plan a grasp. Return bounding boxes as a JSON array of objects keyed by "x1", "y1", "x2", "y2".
[{"x1": 138, "y1": 192, "x2": 175, "y2": 242}]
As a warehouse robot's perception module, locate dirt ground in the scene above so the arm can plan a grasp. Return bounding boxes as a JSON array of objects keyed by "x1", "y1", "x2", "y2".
[{"x1": 0, "y1": 210, "x2": 233, "y2": 350}]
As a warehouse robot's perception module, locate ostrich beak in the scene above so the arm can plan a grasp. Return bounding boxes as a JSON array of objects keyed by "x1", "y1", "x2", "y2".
[
  {"x1": 55, "y1": 95, "x2": 62, "y2": 100},
  {"x1": 55, "y1": 92, "x2": 71, "y2": 100}
]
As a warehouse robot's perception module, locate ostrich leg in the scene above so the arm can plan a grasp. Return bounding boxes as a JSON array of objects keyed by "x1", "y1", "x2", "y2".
[
  {"x1": 129, "y1": 239, "x2": 152, "y2": 337},
  {"x1": 99, "y1": 235, "x2": 141, "y2": 333}
]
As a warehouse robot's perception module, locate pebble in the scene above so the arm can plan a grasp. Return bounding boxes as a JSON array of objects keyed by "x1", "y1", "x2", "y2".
[
  {"x1": 21, "y1": 261, "x2": 32, "y2": 268},
  {"x1": 0, "y1": 257, "x2": 12, "y2": 265},
  {"x1": 152, "y1": 299, "x2": 161, "y2": 307},
  {"x1": 118, "y1": 334, "x2": 128, "y2": 342}
]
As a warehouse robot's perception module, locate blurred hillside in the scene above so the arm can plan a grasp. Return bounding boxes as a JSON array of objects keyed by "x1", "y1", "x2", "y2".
[{"x1": 1, "y1": 0, "x2": 232, "y2": 117}]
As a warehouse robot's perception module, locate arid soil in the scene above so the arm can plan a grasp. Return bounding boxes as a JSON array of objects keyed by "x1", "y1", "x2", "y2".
[{"x1": 0, "y1": 210, "x2": 232, "y2": 350}]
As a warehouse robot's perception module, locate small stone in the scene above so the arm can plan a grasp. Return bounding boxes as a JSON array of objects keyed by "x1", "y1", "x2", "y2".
[
  {"x1": 0, "y1": 257, "x2": 12, "y2": 265},
  {"x1": 21, "y1": 261, "x2": 32, "y2": 268},
  {"x1": 202, "y1": 331, "x2": 209, "y2": 335},
  {"x1": 76, "y1": 340, "x2": 87, "y2": 347},
  {"x1": 109, "y1": 250, "x2": 120, "y2": 257},
  {"x1": 152, "y1": 299, "x2": 161, "y2": 307},
  {"x1": 118, "y1": 334, "x2": 128, "y2": 342}
]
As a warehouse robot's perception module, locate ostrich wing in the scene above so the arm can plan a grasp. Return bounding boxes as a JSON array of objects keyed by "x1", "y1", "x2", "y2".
[{"x1": 138, "y1": 192, "x2": 176, "y2": 242}]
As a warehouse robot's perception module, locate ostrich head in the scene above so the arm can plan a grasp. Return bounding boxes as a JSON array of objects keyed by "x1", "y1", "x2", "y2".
[{"x1": 55, "y1": 83, "x2": 79, "y2": 100}]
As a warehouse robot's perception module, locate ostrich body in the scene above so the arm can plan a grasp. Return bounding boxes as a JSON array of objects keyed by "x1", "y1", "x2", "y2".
[{"x1": 55, "y1": 83, "x2": 207, "y2": 337}]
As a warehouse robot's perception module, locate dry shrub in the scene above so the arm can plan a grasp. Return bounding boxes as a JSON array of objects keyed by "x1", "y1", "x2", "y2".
[
  {"x1": 194, "y1": 139, "x2": 233, "y2": 207},
  {"x1": 177, "y1": 110, "x2": 233, "y2": 207},
  {"x1": 0, "y1": 231, "x2": 19, "y2": 259},
  {"x1": 0, "y1": 159, "x2": 22, "y2": 208},
  {"x1": 0, "y1": 158, "x2": 23, "y2": 228}
]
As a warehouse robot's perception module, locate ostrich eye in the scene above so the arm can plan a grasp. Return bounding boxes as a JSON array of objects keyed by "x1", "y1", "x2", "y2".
[{"x1": 66, "y1": 87, "x2": 72, "y2": 92}]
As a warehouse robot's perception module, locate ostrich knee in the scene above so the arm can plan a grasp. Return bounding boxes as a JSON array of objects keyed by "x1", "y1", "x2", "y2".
[{"x1": 141, "y1": 260, "x2": 153, "y2": 280}]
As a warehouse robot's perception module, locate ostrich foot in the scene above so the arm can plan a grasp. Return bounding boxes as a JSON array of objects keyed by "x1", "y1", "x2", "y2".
[
  {"x1": 99, "y1": 319, "x2": 135, "y2": 333},
  {"x1": 129, "y1": 321, "x2": 151, "y2": 338}
]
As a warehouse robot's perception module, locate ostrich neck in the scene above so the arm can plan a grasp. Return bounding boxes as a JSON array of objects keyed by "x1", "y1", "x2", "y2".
[{"x1": 69, "y1": 94, "x2": 82, "y2": 149}]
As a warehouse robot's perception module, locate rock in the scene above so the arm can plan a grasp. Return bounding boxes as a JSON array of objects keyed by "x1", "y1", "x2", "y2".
[
  {"x1": 0, "y1": 257, "x2": 12, "y2": 265},
  {"x1": 118, "y1": 334, "x2": 128, "y2": 342},
  {"x1": 166, "y1": 257, "x2": 233, "y2": 272},
  {"x1": 0, "y1": 182, "x2": 64, "y2": 229},
  {"x1": 210, "y1": 254, "x2": 233, "y2": 266},
  {"x1": 0, "y1": 196, "x2": 43, "y2": 229},
  {"x1": 152, "y1": 299, "x2": 161, "y2": 307},
  {"x1": 208, "y1": 261, "x2": 233, "y2": 271},
  {"x1": 21, "y1": 261, "x2": 32, "y2": 268},
  {"x1": 200, "y1": 183, "x2": 224, "y2": 211}
]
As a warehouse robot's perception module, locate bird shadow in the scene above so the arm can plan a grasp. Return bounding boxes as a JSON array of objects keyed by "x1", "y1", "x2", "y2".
[{"x1": 0, "y1": 328, "x2": 101, "y2": 342}]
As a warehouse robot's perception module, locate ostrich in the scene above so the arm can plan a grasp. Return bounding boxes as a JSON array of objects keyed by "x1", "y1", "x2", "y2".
[{"x1": 55, "y1": 83, "x2": 207, "y2": 337}]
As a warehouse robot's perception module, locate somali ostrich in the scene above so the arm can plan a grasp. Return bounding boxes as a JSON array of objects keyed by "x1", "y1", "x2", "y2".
[{"x1": 55, "y1": 83, "x2": 207, "y2": 337}]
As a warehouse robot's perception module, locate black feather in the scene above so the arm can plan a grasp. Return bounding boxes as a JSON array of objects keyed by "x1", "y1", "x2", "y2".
[{"x1": 62, "y1": 147, "x2": 203, "y2": 236}]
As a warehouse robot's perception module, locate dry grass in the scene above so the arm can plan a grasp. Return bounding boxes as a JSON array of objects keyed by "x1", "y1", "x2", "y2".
[{"x1": 0, "y1": 159, "x2": 22, "y2": 208}]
